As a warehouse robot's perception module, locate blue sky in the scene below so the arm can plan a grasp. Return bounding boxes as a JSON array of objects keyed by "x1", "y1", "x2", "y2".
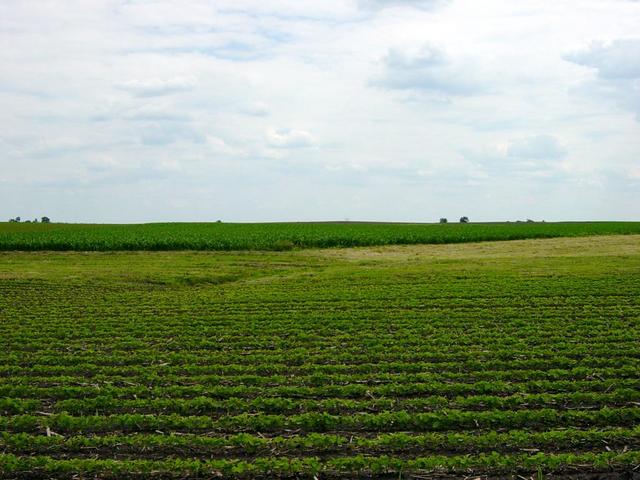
[{"x1": 2, "y1": 0, "x2": 639, "y2": 222}]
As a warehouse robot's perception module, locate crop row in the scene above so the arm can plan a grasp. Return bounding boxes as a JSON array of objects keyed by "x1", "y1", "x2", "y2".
[
  {"x1": 2, "y1": 450, "x2": 640, "y2": 479},
  {"x1": 7, "y1": 317, "x2": 635, "y2": 338},
  {"x1": 0, "y1": 290, "x2": 638, "y2": 320},
  {"x1": 0, "y1": 356, "x2": 640, "y2": 379},
  {"x1": 3, "y1": 426, "x2": 640, "y2": 457},
  {"x1": 3, "y1": 378, "x2": 637, "y2": 402},
  {"x1": 5, "y1": 295, "x2": 634, "y2": 315},
  {"x1": 4, "y1": 366, "x2": 637, "y2": 390},
  {"x1": 6, "y1": 336, "x2": 639, "y2": 357},
  {"x1": 2, "y1": 407, "x2": 639, "y2": 434},
  {"x1": 0, "y1": 355, "x2": 637, "y2": 378},
  {"x1": 3, "y1": 389, "x2": 639, "y2": 416},
  {"x1": 4, "y1": 343, "x2": 639, "y2": 368},
  {"x1": 3, "y1": 308, "x2": 633, "y2": 333},
  {"x1": 4, "y1": 299, "x2": 634, "y2": 319},
  {"x1": 3, "y1": 318, "x2": 634, "y2": 348}
]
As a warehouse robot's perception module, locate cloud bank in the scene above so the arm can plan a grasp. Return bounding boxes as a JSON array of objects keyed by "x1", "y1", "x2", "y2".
[{"x1": 1, "y1": 0, "x2": 639, "y2": 222}]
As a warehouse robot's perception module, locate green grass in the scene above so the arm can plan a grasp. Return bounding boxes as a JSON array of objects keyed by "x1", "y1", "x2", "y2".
[
  {"x1": 0, "y1": 235, "x2": 639, "y2": 478},
  {"x1": 1, "y1": 220, "x2": 640, "y2": 251}
]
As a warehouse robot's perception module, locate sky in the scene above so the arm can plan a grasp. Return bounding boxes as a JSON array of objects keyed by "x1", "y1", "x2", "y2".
[{"x1": 1, "y1": 0, "x2": 639, "y2": 223}]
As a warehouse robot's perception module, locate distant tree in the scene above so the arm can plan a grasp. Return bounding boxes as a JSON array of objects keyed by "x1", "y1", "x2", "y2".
[
  {"x1": 459, "y1": 216, "x2": 469, "y2": 223},
  {"x1": 9, "y1": 218, "x2": 16, "y2": 223},
  {"x1": 526, "y1": 219, "x2": 534, "y2": 223},
  {"x1": 33, "y1": 218, "x2": 38, "y2": 223},
  {"x1": 24, "y1": 220, "x2": 31, "y2": 223},
  {"x1": 439, "y1": 218, "x2": 448, "y2": 224},
  {"x1": 41, "y1": 217, "x2": 50, "y2": 223},
  {"x1": 15, "y1": 216, "x2": 20, "y2": 223}
]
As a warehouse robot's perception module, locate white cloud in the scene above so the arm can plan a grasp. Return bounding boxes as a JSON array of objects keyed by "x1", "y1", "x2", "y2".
[
  {"x1": 371, "y1": 44, "x2": 485, "y2": 98},
  {"x1": 564, "y1": 38, "x2": 640, "y2": 120},
  {"x1": 506, "y1": 135, "x2": 567, "y2": 160},
  {"x1": 116, "y1": 77, "x2": 198, "y2": 97},
  {"x1": 564, "y1": 39, "x2": 640, "y2": 79},
  {"x1": 121, "y1": 102, "x2": 192, "y2": 122},
  {"x1": 266, "y1": 128, "x2": 316, "y2": 148},
  {"x1": 461, "y1": 135, "x2": 569, "y2": 180},
  {"x1": 357, "y1": 0, "x2": 449, "y2": 11},
  {"x1": 5, "y1": 136, "x2": 89, "y2": 159},
  {"x1": 239, "y1": 101, "x2": 270, "y2": 117},
  {"x1": 206, "y1": 135, "x2": 245, "y2": 156}
]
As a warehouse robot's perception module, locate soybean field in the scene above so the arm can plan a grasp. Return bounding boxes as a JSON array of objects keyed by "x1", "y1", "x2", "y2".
[{"x1": 0, "y1": 234, "x2": 639, "y2": 478}]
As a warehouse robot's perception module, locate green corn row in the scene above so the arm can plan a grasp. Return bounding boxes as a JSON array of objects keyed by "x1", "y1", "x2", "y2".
[{"x1": 2, "y1": 221, "x2": 640, "y2": 251}]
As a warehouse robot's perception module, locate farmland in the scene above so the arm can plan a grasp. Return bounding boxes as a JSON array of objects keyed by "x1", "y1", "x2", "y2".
[
  {"x1": 1, "y1": 234, "x2": 639, "y2": 478},
  {"x1": 1, "y1": 221, "x2": 640, "y2": 251}
]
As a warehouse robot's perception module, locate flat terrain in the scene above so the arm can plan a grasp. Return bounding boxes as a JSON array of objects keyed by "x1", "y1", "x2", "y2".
[
  {"x1": 2, "y1": 221, "x2": 640, "y2": 251},
  {"x1": 1, "y1": 235, "x2": 639, "y2": 478}
]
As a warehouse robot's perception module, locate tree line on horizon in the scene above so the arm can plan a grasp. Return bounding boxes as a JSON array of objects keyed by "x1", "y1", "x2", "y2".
[{"x1": 8, "y1": 216, "x2": 50, "y2": 223}]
